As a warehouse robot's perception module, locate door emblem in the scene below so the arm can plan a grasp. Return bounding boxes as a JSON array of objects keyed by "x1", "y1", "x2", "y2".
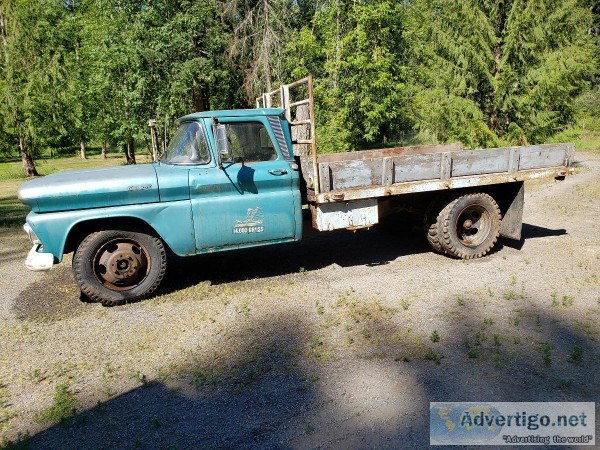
[{"x1": 233, "y1": 207, "x2": 264, "y2": 234}]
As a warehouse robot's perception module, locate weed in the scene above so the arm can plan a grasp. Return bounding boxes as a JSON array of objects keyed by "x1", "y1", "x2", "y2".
[
  {"x1": 0, "y1": 433, "x2": 30, "y2": 450},
  {"x1": 394, "y1": 356, "x2": 411, "y2": 362},
  {"x1": 510, "y1": 275, "x2": 517, "y2": 286},
  {"x1": 493, "y1": 334, "x2": 502, "y2": 348},
  {"x1": 482, "y1": 318, "x2": 494, "y2": 329},
  {"x1": 568, "y1": 345, "x2": 583, "y2": 365},
  {"x1": 129, "y1": 370, "x2": 150, "y2": 386},
  {"x1": 513, "y1": 336, "x2": 521, "y2": 345},
  {"x1": 425, "y1": 347, "x2": 443, "y2": 364},
  {"x1": 148, "y1": 417, "x2": 163, "y2": 429},
  {"x1": 508, "y1": 310, "x2": 523, "y2": 327},
  {"x1": 35, "y1": 383, "x2": 77, "y2": 424},
  {"x1": 538, "y1": 342, "x2": 553, "y2": 367},
  {"x1": 236, "y1": 300, "x2": 250, "y2": 316},
  {"x1": 456, "y1": 295, "x2": 467, "y2": 306},
  {"x1": 316, "y1": 305, "x2": 324, "y2": 316},
  {"x1": 467, "y1": 346, "x2": 480, "y2": 359},
  {"x1": 503, "y1": 290, "x2": 518, "y2": 301},
  {"x1": 430, "y1": 330, "x2": 440, "y2": 343},
  {"x1": 400, "y1": 299, "x2": 410, "y2": 310},
  {"x1": 102, "y1": 362, "x2": 118, "y2": 380},
  {"x1": 551, "y1": 292, "x2": 559, "y2": 307},
  {"x1": 307, "y1": 337, "x2": 325, "y2": 360},
  {"x1": 28, "y1": 369, "x2": 43, "y2": 383},
  {"x1": 192, "y1": 368, "x2": 222, "y2": 388},
  {"x1": 299, "y1": 267, "x2": 307, "y2": 274},
  {"x1": 487, "y1": 287, "x2": 494, "y2": 297},
  {"x1": 558, "y1": 379, "x2": 573, "y2": 390},
  {"x1": 562, "y1": 295, "x2": 574, "y2": 307},
  {"x1": 361, "y1": 328, "x2": 372, "y2": 339}
]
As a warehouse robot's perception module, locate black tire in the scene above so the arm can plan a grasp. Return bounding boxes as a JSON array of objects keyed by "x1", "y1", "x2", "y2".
[
  {"x1": 424, "y1": 197, "x2": 446, "y2": 253},
  {"x1": 73, "y1": 230, "x2": 167, "y2": 306},
  {"x1": 437, "y1": 192, "x2": 501, "y2": 259}
]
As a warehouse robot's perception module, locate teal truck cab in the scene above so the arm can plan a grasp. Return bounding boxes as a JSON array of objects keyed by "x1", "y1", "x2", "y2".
[{"x1": 18, "y1": 77, "x2": 574, "y2": 305}]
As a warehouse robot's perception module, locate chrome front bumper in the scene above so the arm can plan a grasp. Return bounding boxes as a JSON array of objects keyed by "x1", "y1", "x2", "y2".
[{"x1": 25, "y1": 244, "x2": 54, "y2": 271}]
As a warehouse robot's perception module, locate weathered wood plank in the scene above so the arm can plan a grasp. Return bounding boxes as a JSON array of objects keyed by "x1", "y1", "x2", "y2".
[
  {"x1": 451, "y1": 148, "x2": 510, "y2": 177},
  {"x1": 325, "y1": 159, "x2": 384, "y2": 190},
  {"x1": 518, "y1": 144, "x2": 569, "y2": 170},
  {"x1": 392, "y1": 153, "x2": 442, "y2": 183},
  {"x1": 316, "y1": 143, "x2": 463, "y2": 164}
]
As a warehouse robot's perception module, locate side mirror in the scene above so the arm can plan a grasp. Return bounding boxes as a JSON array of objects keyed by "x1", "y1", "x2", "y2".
[{"x1": 215, "y1": 124, "x2": 231, "y2": 161}]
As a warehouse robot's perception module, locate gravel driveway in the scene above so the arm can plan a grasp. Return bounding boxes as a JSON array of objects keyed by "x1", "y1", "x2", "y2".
[{"x1": 1, "y1": 152, "x2": 599, "y2": 448}]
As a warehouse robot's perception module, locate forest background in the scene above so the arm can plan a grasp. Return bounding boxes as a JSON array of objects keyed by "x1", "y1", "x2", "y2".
[{"x1": 0, "y1": 0, "x2": 599, "y2": 176}]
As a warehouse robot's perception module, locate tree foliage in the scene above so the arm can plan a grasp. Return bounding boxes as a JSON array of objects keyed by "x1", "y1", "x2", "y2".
[
  {"x1": 0, "y1": 0, "x2": 597, "y2": 175},
  {"x1": 410, "y1": 0, "x2": 596, "y2": 147}
]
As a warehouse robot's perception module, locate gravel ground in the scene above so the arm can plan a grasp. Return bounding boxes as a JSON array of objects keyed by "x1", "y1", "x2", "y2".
[{"x1": 0, "y1": 152, "x2": 599, "y2": 449}]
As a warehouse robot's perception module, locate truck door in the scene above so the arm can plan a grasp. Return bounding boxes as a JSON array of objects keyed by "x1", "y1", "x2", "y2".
[{"x1": 189, "y1": 118, "x2": 299, "y2": 252}]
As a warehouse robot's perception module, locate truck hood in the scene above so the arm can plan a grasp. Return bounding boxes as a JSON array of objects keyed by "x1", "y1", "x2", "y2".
[{"x1": 18, "y1": 164, "x2": 159, "y2": 213}]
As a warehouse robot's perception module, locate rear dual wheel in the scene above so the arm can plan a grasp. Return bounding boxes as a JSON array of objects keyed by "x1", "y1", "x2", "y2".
[
  {"x1": 427, "y1": 192, "x2": 501, "y2": 259},
  {"x1": 73, "y1": 230, "x2": 167, "y2": 306}
]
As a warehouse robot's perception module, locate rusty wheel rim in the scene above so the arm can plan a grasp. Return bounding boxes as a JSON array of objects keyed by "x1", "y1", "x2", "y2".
[
  {"x1": 456, "y1": 204, "x2": 491, "y2": 248},
  {"x1": 93, "y1": 239, "x2": 150, "y2": 291}
]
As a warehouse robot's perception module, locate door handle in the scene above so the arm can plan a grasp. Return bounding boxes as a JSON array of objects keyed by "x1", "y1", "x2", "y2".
[{"x1": 268, "y1": 169, "x2": 288, "y2": 176}]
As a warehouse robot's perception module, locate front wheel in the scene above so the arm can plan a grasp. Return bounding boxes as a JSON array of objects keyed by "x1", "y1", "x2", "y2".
[
  {"x1": 437, "y1": 192, "x2": 501, "y2": 259},
  {"x1": 73, "y1": 230, "x2": 167, "y2": 306}
]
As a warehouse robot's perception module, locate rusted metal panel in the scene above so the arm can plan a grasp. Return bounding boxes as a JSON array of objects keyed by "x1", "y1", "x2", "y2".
[
  {"x1": 508, "y1": 147, "x2": 520, "y2": 174},
  {"x1": 499, "y1": 181, "x2": 525, "y2": 240},
  {"x1": 441, "y1": 152, "x2": 452, "y2": 180},
  {"x1": 451, "y1": 148, "x2": 511, "y2": 177},
  {"x1": 382, "y1": 157, "x2": 394, "y2": 186},
  {"x1": 518, "y1": 144, "x2": 569, "y2": 170},
  {"x1": 318, "y1": 163, "x2": 332, "y2": 192},
  {"x1": 393, "y1": 153, "x2": 442, "y2": 183},
  {"x1": 312, "y1": 198, "x2": 378, "y2": 231}
]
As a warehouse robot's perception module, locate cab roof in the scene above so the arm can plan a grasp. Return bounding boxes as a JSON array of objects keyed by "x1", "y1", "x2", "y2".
[{"x1": 179, "y1": 108, "x2": 285, "y2": 122}]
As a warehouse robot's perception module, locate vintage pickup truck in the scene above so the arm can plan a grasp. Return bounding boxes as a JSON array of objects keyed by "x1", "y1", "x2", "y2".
[{"x1": 18, "y1": 76, "x2": 574, "y2": 305}]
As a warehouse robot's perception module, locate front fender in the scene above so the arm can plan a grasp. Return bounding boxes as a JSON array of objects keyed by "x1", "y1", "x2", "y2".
[{"x1": 26, "y1": 200, "x2": 196, "y2": 261}]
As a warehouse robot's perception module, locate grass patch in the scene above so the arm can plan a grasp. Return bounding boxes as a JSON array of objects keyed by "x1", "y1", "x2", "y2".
[
  {"x1": 35, "y1": 383, "x2": 77, "y2": 424},
  {"x1": 537, "y1": 342, "x2": 553, "y2": 367},
  {"x1": 551, "y1": 117, "x2": 600, "y2": 153},
  {"x1": 424, "y1": 347, "x2": 443, "y2": 364},
  {"x1": 567, "y1": 345, "x2": 583, "y2": 365}
]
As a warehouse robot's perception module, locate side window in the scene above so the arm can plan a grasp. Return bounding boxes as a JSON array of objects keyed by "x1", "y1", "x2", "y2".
[
  {"x1": 162, "y1": 122, "x2": 210, "y2": 165},
  {"x1": 225, "y1": 122, "x2": 278, "y2": 163}
]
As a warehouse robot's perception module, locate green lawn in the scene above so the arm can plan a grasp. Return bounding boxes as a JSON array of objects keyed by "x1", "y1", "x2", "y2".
[
  {"x1": 0, "y1": 152, "x2": 152, "y2": 229},
  {"x1": 0, "y1": 152, "x2": 153, "y2": 182}
]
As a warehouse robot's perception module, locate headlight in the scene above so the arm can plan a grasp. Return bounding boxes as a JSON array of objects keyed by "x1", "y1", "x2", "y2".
[{"x1": 23, "y1": 223, "x2": 41, "y2": 245}]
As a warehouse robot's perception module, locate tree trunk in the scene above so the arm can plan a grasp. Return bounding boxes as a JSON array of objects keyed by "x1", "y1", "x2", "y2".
[
  {"x1": 101, "y1": 140, "x2": 107, "y2": 159},
  {"x1": 193, "y1": 85, "x2": 207, "y2": 112},
  {"x1": 19, "y1": 135, "x2": 38, "y2": 177},
  {"x1": 80, "y1": 138, "x2": 86, "y2": 159},
  {"x1": 0, "y1": 9, "x2": 7, "y2": 48},
  {"x1": 125, "y1": 138, "x2": 136, "y2": 165}
]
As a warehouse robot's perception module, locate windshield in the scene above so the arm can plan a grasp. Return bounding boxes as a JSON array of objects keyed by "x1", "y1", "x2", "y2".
[{"x1": 161, "y1": 122, "x2": 210, "y2": 165}]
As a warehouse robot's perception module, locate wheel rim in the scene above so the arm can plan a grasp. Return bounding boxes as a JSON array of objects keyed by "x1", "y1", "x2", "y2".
[
  {"x1": 93, "y1": 238, "x2": 150, "y2": 291},
  {"x1": 455, "y1": 204, "x2": 492, "y2": 247}
]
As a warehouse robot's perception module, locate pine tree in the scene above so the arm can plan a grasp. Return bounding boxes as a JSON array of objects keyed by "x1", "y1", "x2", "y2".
[{"x1": 410, "y1": 0, "x2": 596, "y2": 147}]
